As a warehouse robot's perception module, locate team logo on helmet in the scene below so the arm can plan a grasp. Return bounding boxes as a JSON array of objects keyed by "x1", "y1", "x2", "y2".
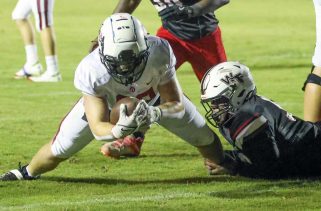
[{"x1": 220, "y1": 72, "x2": 244, "y2": 85}]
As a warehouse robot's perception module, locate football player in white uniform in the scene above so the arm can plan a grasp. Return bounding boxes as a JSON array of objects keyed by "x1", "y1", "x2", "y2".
[
  {"x1": 0, "y1": 13, "x2": 224, "y2": 181},
  {"x1": 98, "y1": 0, "x2": 229, "y2": 158},
  {"x1": 303, "y1": 0, "x2": 321, "y2": 121},
  {"x1": 12, "y1": 0, "x2": 62, "y2": 82}
]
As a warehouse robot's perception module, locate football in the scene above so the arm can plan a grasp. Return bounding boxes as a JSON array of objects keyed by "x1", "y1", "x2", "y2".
[{"x1": 110, "y1": 97, "x2": 140, "y2": 124}]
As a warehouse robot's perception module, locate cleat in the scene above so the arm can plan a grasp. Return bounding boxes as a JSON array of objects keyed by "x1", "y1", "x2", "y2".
[
  {"x1": 0, "y1": 170, "x2": 24, "y2": 181},
  {"x1": 0, "y1": 163, "x2": 39, "y2": 181},
  {"x1": 14, "y1": 62, "x2": 43, "y2": 79},
  {"x1": 101, "y1": 133, "x2": 144, "y2": 159},
  {"x1": 29, "y1": 70, "x2": 62, "y2": 82}
]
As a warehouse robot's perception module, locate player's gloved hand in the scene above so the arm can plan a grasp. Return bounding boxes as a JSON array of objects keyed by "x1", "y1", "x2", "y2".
[
  {"x1": 134, "y1": 100, "x2": 149, "y2": 125},
  {"x1": 136, "y1": 100, "x2": 162, "y2": 125},
  {"x1": 147, "y1": 105, "x2": 162, "y2": 124},
  {"x1": 111, "y1": 103, "x2": 147, "y2": 139},
  {"x1": 159, "y1": 5, "x2": 194, "y2": 21}
]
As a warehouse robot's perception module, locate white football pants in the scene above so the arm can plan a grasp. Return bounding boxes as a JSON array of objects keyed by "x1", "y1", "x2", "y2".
[{"x1": 12, "y1": 0, "x2": 55, "y2": 31}]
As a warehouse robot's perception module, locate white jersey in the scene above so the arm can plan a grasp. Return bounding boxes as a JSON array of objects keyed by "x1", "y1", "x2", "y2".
[{"x1": 74, "y1": 36, "x2": 176, "y2": 108}]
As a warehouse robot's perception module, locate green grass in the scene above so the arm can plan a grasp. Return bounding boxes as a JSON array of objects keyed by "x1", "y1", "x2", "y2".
[{"x1": 0, "y1": 0, "x2": 320, "y2": 210}]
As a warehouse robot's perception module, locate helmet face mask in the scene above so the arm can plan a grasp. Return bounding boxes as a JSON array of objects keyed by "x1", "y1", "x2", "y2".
[
  {"x1": 201, "y1": 89, "x2": 235, "y2": 127},
  {"x1": 98, "y1": 13, "x2": 149, "y2": 85},
  {"x1": 201, "y1": 61, "x2": 256, "y2": 127}
]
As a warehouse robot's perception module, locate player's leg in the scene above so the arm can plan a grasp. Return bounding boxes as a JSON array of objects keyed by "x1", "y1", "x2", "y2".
[
  {"x1": 188, "y1": 27, "x2": 227, "y2": 81},
  {"x1": 303, "y1": 0, "x2": 321, "y2": 122},
  {"x1": 15, "y1": 19, "x2": 34, "y2": 46},
  {"x1": 156, "y1": 26, "x2": 188, "y2": 69},
  {"x1": 158, "y1": 95, "x2": 224, "y2": 165},
  {"x1": 26, "y1": 142, "x2": 66, "y2": 177},
  {"x1": 0, "y1": 98, "x2": 94, "y2": 180},
  {"x1": 12, "y1": 0, "x2": 43, "y2": 79},
  {"x1": 29, "y1": 0, "x2": 62, "y2": 82},
  {"x1": 303, "y1": 67, "x2": 321, "y2": 122}
]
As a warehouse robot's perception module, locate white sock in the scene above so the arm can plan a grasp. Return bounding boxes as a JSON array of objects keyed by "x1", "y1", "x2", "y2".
[
  {"x1": 25, "y1": 44, "x2": 39, "y2": 66},
  {"x1": 45, "y1": 55, "x2": 59, "y2": 74},
  {"x1": 25, "y1": 165, "x2": 35, "y2": 177}
]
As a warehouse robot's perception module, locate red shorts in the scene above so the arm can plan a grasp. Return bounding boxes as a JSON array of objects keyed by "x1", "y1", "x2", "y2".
[{"x1": 156, "y1": 26, "x2": 227, "y2": 81}]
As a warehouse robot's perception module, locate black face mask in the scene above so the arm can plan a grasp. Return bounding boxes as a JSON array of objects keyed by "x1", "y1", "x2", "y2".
[
  {"x1": 99, "y1": 37, "x2": 149, "y2": 86},
  {"x1": 201, "y1": 96, "x2": 234, "y2": 128}
]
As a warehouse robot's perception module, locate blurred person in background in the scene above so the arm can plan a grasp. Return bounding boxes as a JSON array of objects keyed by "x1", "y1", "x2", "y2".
[
  {"x1": 12, "y1": 0, "x2": 62, "y2": 82},
  {"x1": 303, "y1": 0, "x2": 321, "y2": 121}
]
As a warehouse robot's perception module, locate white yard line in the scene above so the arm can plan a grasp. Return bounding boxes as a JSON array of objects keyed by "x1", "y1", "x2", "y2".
[{"x1": 0, "y1": 192, "x2": 204, "y2": 210}]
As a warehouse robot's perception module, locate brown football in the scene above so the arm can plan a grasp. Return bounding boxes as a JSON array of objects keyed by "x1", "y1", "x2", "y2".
[{"x1": 110, "y1": 97, "x2": 140, "y2": 124}]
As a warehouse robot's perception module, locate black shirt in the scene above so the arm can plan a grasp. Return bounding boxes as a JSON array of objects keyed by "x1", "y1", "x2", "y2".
[
  {"x1": 150, "y1": 0, "x2": 218, "y2": 40},
  {"x1": 220, "y1": 95, "x2": 321, "y2": 178}
]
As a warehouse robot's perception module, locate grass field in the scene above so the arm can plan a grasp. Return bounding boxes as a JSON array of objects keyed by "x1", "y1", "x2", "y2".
[{"x1": 1, "y1": 0, "x2": 321, "y2": 210}]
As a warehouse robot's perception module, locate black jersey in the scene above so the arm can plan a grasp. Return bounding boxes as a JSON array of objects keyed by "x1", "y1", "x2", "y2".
[
  {"x1": 150, "y1": 0, "x2": 218, "y2": 40},
  {"x1": 220, "y1": 95, "x2": 321, "y2": 178}
]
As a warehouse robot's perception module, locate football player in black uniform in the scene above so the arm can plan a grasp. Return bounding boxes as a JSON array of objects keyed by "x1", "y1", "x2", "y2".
[{"x1": 201, "y1": 61, "x2": 321, "y2": 178}]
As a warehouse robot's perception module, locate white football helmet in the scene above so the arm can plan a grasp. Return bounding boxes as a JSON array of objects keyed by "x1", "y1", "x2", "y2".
[
  {"x1": 98, "y1": 13, "x2": 149, "y2": 85},
  {"x1": 200, "y1": 61, "x2": 256, "y2": 127}
]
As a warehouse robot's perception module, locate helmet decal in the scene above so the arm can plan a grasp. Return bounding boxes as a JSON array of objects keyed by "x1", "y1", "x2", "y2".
[{"x1": 220, "y1": 72, "x2": 244, "y2": 85}]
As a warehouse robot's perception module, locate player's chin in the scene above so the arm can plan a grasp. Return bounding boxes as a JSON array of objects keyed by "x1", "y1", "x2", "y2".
[{"x1": 217, "y1": 113, "x2": 232, "y2": 126}]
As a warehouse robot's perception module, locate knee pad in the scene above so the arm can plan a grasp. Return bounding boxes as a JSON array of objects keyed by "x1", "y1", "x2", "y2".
[{"x1": 302, "y1": 68, "x2": 321, "y2": 91}]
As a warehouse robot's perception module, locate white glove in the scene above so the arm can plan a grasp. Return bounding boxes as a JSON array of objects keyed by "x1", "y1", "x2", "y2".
[
  {"x1": 147, "y1": 105, "x2": 162, "y2": 124},
  {"x1": 133, "y1": 101, "x2": 149, "y2": 127},
  {"x1": 111, "y1": 103, "x2": 147, "y2": 139},
  {"x1": 137, "y1": 100, "x2": 162, "y2": 125}
]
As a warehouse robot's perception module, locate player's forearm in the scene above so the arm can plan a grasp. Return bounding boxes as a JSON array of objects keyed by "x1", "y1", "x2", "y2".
[
  {"x1": 90, "y1": 122, "x2": 116, "y2": 141},
  {"x1": 197, "y1": 133, "x2": 224, "y2": 164},
  {"x1": 113, "y1": 0, "x2": 142, "y2": 14},
  {"x1": 191, "y1": 0, "x2": 229, "y2": 17},
  {"x1": 83, "y1": 95, "x2": 115, "y2": 141}
]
